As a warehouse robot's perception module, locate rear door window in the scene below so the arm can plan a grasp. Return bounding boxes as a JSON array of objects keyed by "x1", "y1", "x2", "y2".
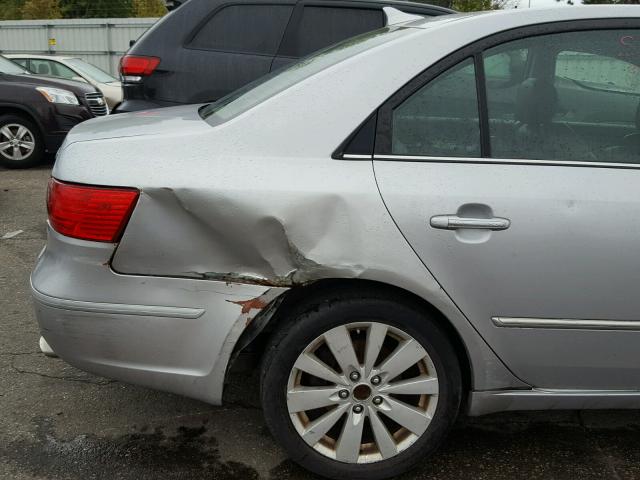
[
  {"x1": 483, "y1": 29, "x2": 640, "y2": 164},
  {"x1": 190, "y1": 4, "x2": 293, "y2": 56},
  {"x1": 292, "y1": 6, "x2": 384, "y2": 58},
  {"x1": 391, "y1": 58, "x2": 481, "y2": 157},
  {"x1": 30, "y1": 59, "x2": 55, "y2": 76}
]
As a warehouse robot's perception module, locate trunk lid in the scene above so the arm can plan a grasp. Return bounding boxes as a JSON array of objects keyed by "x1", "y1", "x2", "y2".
[{"x1": 63, "y1": 104, "x2": 211, "y2": 145}]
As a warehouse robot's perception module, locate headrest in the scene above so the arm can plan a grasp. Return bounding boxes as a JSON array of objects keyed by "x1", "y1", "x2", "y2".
[
  {"x1": 515, "y1": 77, "x2": 558, "y2": 127},
  {"x1": 37, "y1": 63, "x2": 50, "y2": 75}
]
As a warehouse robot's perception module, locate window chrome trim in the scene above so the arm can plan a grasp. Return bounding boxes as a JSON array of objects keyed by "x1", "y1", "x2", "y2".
[
  {"x1": 492, "y1": 317, "x2": 640, "y2": 331},
  {"x1": 342, "y1": 153, "x2": 372, "y2": 160},
  {"x1": 373, "y1": 154, "x2": 640, "y2": 170}
]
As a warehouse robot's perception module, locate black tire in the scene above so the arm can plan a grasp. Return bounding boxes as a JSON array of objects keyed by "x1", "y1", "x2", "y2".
[
  {"x1": 260, "y1": 291, "x2": 462, "y2": 480},
  {"x1": 0, "y1": 114, "x2": 44, "y2": 169}
]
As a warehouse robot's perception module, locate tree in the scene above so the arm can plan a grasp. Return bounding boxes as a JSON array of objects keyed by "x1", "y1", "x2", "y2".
[
  {"x1": 582, "y1": 0, "x2": 640, "y2": 3},
  {"x1": 0, "y1": 0, "x2": 25, "y2": 19},
  {"x1": 558, "y1": 0, "x2": 640, "y2": 3},
  {"x1": 22, "y1": 0, "x2": 62, "y2": 19},
  {"x1": 415, "y1": 0, "x2": 508, "y2": 10},
  {"x1": 132, "y1": 0, "x2": 166, "y2": 16},
  {"x1": 59, "y1": 0, "x2": 133, "y2": 18}
]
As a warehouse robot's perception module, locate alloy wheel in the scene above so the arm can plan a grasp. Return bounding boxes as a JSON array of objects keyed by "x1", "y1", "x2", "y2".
[
  {"x1": 286, "y1": 322, "x2": 439, "y2": 464},
  {"x1": 0, "y1": 123, "x2": 36, "y2": 161}
]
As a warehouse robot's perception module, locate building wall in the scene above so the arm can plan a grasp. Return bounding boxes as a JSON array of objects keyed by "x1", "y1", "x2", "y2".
[{"x1": 0, "y1": 18, "x2": 159, "y2": 75}]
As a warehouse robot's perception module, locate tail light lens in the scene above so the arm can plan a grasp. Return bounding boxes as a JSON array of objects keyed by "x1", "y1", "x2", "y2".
[
  {"x1": 120, "y1": 55, "x2": 160, "y2": 81},
  {"x1": 47, "y1": 178, "x2": 139, "y2": 243}
]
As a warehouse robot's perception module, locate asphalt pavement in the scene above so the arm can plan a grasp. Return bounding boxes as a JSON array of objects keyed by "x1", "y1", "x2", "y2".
[{"x1": 2, "y1": 164, "x2": 640, "y2": 480}]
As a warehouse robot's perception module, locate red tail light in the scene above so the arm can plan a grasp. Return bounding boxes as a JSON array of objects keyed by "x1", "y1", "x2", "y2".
[
  {"x1": 120, "y1": 55, "x2": 161, "y2": 76},
  {"x1": 47, "y1": 179, "x2": 139, "y2": 243}
]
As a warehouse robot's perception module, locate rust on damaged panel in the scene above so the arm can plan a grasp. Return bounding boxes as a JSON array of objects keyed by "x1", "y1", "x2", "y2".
[{"x1": 228, "y1": 296, "x2": 268, "y2": 314}]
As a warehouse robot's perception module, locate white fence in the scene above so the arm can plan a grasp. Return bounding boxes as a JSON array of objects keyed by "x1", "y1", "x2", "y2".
[{"x1": 0, "y1": 18, "x2": 160, "y2": 76}]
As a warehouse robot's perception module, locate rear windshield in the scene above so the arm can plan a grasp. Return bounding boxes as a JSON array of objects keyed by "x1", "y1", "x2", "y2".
[{"x1": 200, "y1": 26, "x2": 412, "y2": 126}]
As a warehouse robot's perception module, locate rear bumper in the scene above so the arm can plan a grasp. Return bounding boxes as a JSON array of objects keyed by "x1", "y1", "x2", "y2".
[{"x1": 31, "y1": 226, "x2": 287, "y2": 404}]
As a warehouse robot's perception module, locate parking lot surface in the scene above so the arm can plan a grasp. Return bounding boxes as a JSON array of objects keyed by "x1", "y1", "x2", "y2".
[{"x1": 3, "y1": 164, "x2": 640, "y2": 480}]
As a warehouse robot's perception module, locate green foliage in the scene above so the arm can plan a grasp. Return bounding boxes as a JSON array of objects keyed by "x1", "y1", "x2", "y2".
[
  {"x1": 582, "y1": 0, "x2": 640, "y2": 3},
  {"x1": 0, "y1": 0, "x2": 25, "y2": 19},
  {"x1": 410, "y1": 0, "x2": 508, "y2": 10},
  {"x1": 59, "y1": 0, "x2": 133, "y2": 18},
  {"x1": 452, "y1": 0, "x2": 494, "y2": 10},
  {"x1": 22, "y1": 0, "x2": 62, "y2": 19},
  {"x1": 132, "y1": 0, "x2": 167, "y2": 16},
  {"x1": 0, "y1": 0, "x2": 168, "y2": 18}
]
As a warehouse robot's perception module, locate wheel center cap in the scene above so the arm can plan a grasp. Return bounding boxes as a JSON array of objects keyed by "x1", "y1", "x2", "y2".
[
  {"x1": 353, "y1": 384, "x2": 372, "y2": 401},
  {"x1": 10, "y1": 139, "x2": 18, "y2": 146}
]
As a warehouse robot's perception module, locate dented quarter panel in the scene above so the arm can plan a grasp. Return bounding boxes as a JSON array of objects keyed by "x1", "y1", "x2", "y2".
[{"x1": 32, "y1": 227, "x2": 287, "y2": 404}]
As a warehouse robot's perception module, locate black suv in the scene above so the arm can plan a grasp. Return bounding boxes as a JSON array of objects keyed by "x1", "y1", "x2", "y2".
[
  {"x1": 0, "y1": 55, "x2": 108, "y2": 168},
  {"x1": 115, "y1": 0, "x2": 452, "y2": 113}
]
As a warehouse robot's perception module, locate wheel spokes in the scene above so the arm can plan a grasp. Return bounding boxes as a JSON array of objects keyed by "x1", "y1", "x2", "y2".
[
  {"x1": 12, "y1": 145, "x2": 24, "y2": 160},
  {"x1": 287, "y1": 321, "x2": 439, "y2": 464},
  {"x1": 378, "y1": 396, "x2": 432, "y2": 436},
  {"x1": 380, "y1": 375, "x2": 439, "y2": 395},
  {"x1": 376, "y1": 339, "x2": 427, "y2": 382},
  {"x1": 368, "y1": 406, "x2": 397, "y2": 459},
  {"x1": 15, "y1": 125, "x2": 27, "y2": 140},
  {"x1": 364, "y1": 323, "x2": 387, "y2": 377},
  {"x1": 287, "y1": 386, "x2": 345, "y2": 413},
  {"x1": 0, "y1": 126, "x2": 13, "y2": 140},
  {"x1": 301, "y1": 403, "x2": 350, "y2": 446},
  {"x1": 294, "y1": 352, "x2": 347, "y2": 386},
  {"x1": 324, "y1": 325, "x2": 360, "y2": 375},
  {"x1": 335, "y1": 407, "x2": 365, "y2": 463},
  {"x1": 0, "y1": 124, "x2": 34, "y2": 160}
]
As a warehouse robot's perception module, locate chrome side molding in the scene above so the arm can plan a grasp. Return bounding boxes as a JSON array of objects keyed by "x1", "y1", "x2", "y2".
[
  {"x1": 492, "y1": 316, "x2": 640, "y2": 331},
  {"x1": 469, "y1": 388, "x2": 640, "y2": 416}
]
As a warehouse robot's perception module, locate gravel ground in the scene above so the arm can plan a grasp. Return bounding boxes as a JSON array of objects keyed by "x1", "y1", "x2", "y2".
[{"x1": 2, "y1": 164, "x2": 640, "y2": 480}]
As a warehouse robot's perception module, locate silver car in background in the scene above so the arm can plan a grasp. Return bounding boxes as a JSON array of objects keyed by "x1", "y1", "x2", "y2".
[
  {"x1": 32, "y1": 6, "x2": 640, "y2": 479},
  {"x1": 8, "y1": 54, "x2": 123, "y2": 110}
]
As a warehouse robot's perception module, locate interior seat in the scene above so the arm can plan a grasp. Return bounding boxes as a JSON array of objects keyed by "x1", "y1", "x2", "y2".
[
  {"x1": 37, "y1": 63, "x2": 51, "y2": 76},
  {"x1": 514, "y1": 77, "x2": 595, "y2": 162}
]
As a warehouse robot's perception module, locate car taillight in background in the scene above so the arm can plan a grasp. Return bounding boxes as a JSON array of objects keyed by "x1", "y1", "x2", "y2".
[
  {"x1": 119, "y1": 55, "x2": 161, "y2": 83},
  {"x1": 47, "y1": 178, "x2": 139, "y2": 243}
]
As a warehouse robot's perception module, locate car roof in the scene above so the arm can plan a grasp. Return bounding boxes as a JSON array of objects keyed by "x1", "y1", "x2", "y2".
[
  {"x1": 6, "y1": 54, "x2": 78, "y2": 60},
  {"x1": 406, "y1": 5, "x2": 640, "y2": 30}
]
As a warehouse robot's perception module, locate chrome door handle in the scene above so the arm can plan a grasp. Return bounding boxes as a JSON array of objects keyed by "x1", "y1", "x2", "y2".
[{"x1": 430, "y1": 215, "x2": 510, "y2": 231}]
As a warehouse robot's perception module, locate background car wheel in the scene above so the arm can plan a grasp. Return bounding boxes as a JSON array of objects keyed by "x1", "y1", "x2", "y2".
[
  {"x1": 0, "y1": 114, "x2": 44, "y2": 169},
  {"x1": 261, "y1": 291, "x2": 462, "y2": 480}
]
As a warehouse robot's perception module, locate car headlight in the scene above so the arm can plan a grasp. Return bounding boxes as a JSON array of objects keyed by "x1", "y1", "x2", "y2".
[{"x1": 36, "y1": 87, "x2": 79, "y2": 105}]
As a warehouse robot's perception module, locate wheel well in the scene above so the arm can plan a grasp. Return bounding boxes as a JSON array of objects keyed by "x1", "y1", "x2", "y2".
[
  {"x1": 0, "y1": 107, "x2": 42, "y2": 135},
  {"x1": 230, "y1": 278, "x2": 472, "y2": 397}
]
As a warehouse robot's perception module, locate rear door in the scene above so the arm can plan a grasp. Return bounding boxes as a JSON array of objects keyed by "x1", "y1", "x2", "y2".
[
  {"x1": 374, "y1": 22, "x2": 640, "y2": 390},
  {"x1": 271, "y1": 2, "x2": 384, "y2": 71},
  {"x1": 177, "y1": 2, "x2": 294, "y2": 103}
]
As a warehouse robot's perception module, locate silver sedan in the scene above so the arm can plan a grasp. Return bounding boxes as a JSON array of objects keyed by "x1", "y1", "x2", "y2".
[{"x1": 32, "y1": 6, "x2": 640, "y2": 479}]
